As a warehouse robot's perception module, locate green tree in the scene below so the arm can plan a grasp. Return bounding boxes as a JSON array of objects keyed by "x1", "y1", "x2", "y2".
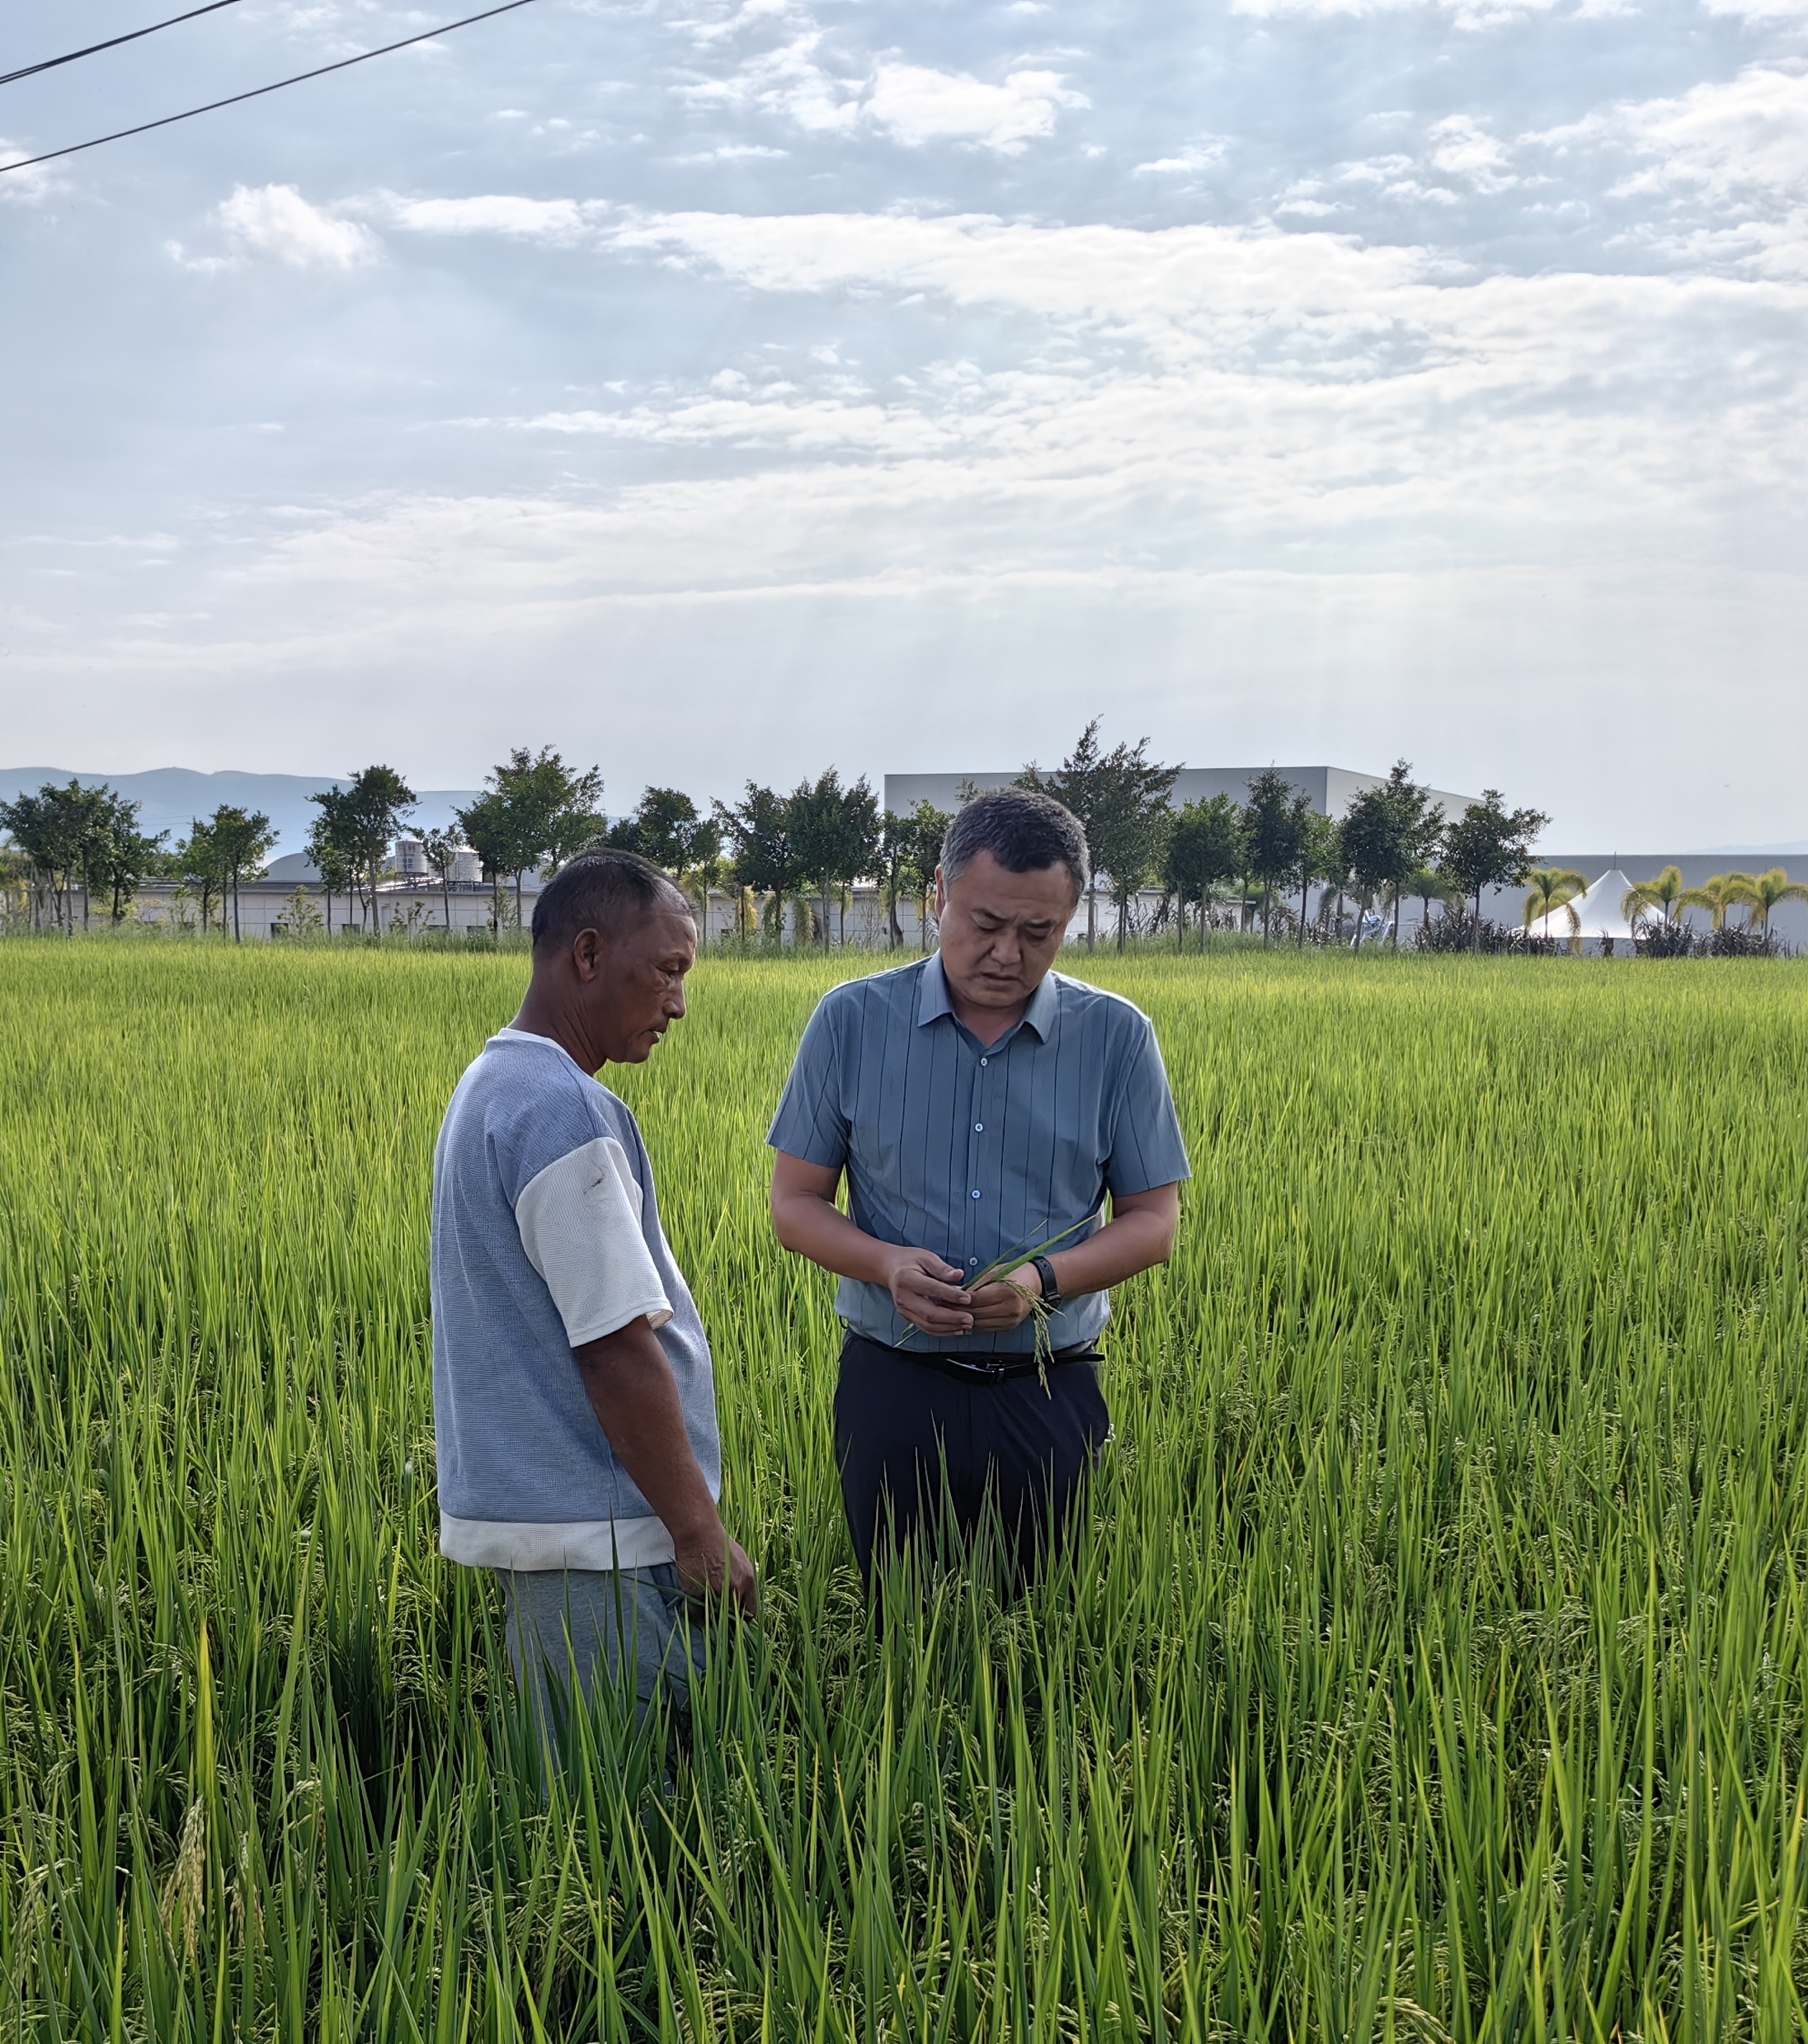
[
  {"x1": 1404, "y1": 864, "x2": 1462, "y2": 939},
  {"x1": 454, "y1": 750, "x2": 599, "y2": 930},
  {"x1": 1020, "y1": 718, "x2": 1109, "y2": 949},
  {"x1": 1341, "y1": 761, "x2": 1438, "y2": 948},
  {"x1": 1089, "y1": 740, "x2": 1179, "y2": 951},
  {"x1": 305, "y1": 798, "x2": 356, "y2": 938},
  {"x1": 1523, "y1": 866, "x2": 1589, "y2": 941},
  {"x1": 419, "y1": 827, "x2": 463, "y2": 931},
  {"x1": 311, "y1": 767, "x2": 417, "y2": 932},
  {"x1": 1725, "y1": 867, "x2": 1808, "y2": 932},
  {"x1": 1438, "y1": 789, "x2": 1550, "y2": 946},
  {"x1": 1295, "y1": 810, "x2": 1344, "y2": 947},
  {"x1": 0, "y1": 845, "x2": 32, "y2": 932},
  {"x1": 836, "y1": 776, "x2": 883, "y2": 946},
  {"x1": 174, "y1": 817, "x2": 229, "y2": 936},
  {"x1": 720, "y1": 783, "x2": 800, "y2": 943},
  {"x1": 453, "y1": 790, "x2": 522, "y2": 936},
  {"x1": 613, "y1": 788, "x2": 725, "y2": 932},
  {"x1": 1241, "y1": 770, "x2": 1308, "y2": 946},
  {"x1": 85, "y1": 794, "x2": 169, "y2": 925},
  {"x1": 205, "y1": 806, "x2": 279, "y2": 943},
  {"x1": 611, "y1": 787, "x2": 703, "y2": 874},
  {"x1": 0, "y1": 779, "x2": 112, "y2": 931},
  {"x1": 1622, "y1": 865, "x2": 1686, "y2": 932},
  {"x1": 902, "y1": 799, "x2": 949, "y2": 951},
  {"x1": 785, "y1": 770, "x2": 880, "y2": 949},
  {"x1": 1165, "y1": 794, "x2": 1244, "y2": 951},
  {"x1": 878, "y1": 803, "x2": 942, "y2": 949},
  {"x1": 537, "y1": 756, "x2": 607, "y2": 875}
]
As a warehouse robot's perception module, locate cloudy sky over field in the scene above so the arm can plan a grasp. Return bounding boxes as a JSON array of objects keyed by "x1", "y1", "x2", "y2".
[{"x1": 2, "y1": 0, "x2": 1805, "y2": 844}]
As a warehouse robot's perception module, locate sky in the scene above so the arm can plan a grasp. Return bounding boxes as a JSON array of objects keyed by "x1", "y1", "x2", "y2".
[{"x1": 2, "y1": 0, "x2": 1805, "y2": 850}]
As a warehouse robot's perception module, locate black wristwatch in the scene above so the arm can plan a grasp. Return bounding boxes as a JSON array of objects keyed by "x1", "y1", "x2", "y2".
[{"x1": 1031, "y1": 1255, "x2": 1062, "y2": 1309}]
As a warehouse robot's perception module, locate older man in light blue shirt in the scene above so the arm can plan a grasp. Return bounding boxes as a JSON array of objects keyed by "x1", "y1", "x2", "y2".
[{"x1": 770, "y1": 786, "x2": 1190, "y2": 1586}]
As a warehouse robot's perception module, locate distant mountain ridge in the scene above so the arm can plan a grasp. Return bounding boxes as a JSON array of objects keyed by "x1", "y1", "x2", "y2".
[{"x1": 0, "y1": 766, "x2": 484, "y2": 858}]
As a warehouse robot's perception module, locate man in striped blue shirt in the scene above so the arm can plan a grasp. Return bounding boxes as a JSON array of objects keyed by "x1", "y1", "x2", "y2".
[{"x1": 769, "y1": 786, "x2": 1190, "y2": 1586}]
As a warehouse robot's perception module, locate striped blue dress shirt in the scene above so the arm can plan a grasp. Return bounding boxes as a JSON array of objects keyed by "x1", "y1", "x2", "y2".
[{"x1": 768, "y1": 954, "x2": 1191, "y2": 1354}]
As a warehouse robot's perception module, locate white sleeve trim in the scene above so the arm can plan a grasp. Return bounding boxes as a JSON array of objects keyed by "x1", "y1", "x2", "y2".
[
  {"x1": 440, "y1": 1512, "x2": 677, "y2": 1571},
  {"x1": 515, "y1": 1136, "x2": 674, "y2": 1348}
]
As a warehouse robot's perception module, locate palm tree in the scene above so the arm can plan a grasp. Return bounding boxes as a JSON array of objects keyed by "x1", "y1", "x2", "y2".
[
  {"x1": 1726, "y1": 867, "x2": 1808, "y2": 931},
  {"x1": 1407, "y1": 864, "x2": 1462, "y2": 935},
  {"x1": 1622, "y1": 864, "x2": 1685, "y2": 931},
  {"x1": 1522, "y1": 866, "x2": 1587, "y2": 942},
  {"x1": 1677, "y1": 873, "x2": 1750, "y2": 933}
]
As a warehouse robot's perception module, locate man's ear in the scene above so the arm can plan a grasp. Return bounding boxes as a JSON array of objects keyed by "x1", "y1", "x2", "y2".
[
  {"x1": 570, "y1": 925, "x2": 608, "y2": 982},
  {"x1": 933, "y1": 865, "x2": 947, "y2": 916}
]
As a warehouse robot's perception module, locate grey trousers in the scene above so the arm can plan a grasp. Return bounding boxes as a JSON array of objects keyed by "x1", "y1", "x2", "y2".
[{"x1": 497, "y1": 1565, "x2": 704, "y2": 1736}]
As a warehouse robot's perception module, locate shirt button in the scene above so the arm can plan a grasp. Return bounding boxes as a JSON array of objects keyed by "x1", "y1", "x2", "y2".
[
  {"x1": 979, "y1": 1057, "x2": 988, "y2": 1067},
  {"x1": 969, "y1": 1258, "x2": 978, "y2": 1267},
  {"x1": 974, "y1": 1122, "x2": 984, "y2": 1133},
  {"x1": 971, "y1": 1189, "x2": 982, "y2": 1199}
]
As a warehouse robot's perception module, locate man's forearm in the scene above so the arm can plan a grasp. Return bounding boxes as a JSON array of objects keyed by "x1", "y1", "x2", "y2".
[
  {"x1": 770, "y1": 1188, "x2": 906, "y2": 1287},
  {"x1": 572, "y1": 1320, "x2": 718, "y2": 1541},
  {"x1": 1041, "y1": 1186, "x2": 1180, "y2": 1298},
  {"x1": 1046, "y1": 1210, "x2": 1173, "y2": 1297}
]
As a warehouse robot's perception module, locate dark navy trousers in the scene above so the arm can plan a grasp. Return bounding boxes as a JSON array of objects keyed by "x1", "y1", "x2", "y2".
[{"x1": 834, "y1": 1333, "x2": 1109, "y2": 1588}]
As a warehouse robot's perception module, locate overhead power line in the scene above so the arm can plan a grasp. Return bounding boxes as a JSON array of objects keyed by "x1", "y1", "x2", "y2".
[
  {"x1": 0, "y1": 0, "x2": 542, "y2": 175},
  {"x1": 2, "y1": 1, "x2": 249, "y2": 91}
]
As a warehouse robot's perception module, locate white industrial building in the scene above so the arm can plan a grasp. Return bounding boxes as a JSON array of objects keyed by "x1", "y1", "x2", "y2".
[{"x1": 884, "y1": 764, "x2": 1480, "y2": 825}]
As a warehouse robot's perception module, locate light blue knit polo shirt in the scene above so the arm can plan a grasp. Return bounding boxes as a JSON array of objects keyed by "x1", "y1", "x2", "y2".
[{"x1": 431, "y1": 1029, "x2": 720, "y2": 1570}]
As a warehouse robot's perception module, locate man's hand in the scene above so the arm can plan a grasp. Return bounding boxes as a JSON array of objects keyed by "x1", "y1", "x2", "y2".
[
  {"x1": 884, "y1": 1246, "x2": 976, "y2": 1335},
  {"x1": 574, "y1": 1318, "x2": 758, "y2": 1618},
  {"x1": 670, "y1": 1512, "x2": 759, "y2": 1616},
  {"x1": 967, "y1": 1261, "x2": 1041, "y2": 1330}
]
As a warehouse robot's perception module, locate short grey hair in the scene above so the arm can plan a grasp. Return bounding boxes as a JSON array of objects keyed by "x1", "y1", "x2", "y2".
[
  {"x1": 941, "y1": 787, "x2": 1088, "y2": 902},
  {"x1": 531, "y1": 848, "x2": 692, "y2": 954}
]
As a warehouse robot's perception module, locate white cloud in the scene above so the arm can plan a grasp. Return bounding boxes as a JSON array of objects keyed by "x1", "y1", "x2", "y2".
[
  {"x1": 1596, "y1": 67, "x2": 1808, "y2": 207},
  {"x1": 669, "y1": 143, "x2": 791, "y2": 162},
  {"x1": 382, "y1": 192, "x2": 598, "y2": 242},
  {"x1": 213, "y1": 185, "x2": 379, "y2": 269},
  {"x1": 864, "y1": 63, "x2": 1088, "y2": 152},
  {"x1": 366, "y1": 200, "x2": 1806, "y2": 579},
  {"x1": 1702, "y1": 0, "x2": 1808, "y2": 17},
  {"x1": 1534, "y1": 66, "x2": 1808, "y2": 274},
  {"x1": 0, "y1": 141, "x2": 56, "y2": 205},
  {"x1": 1230, "y1": 0, "x2": 1597, "y2": 27},
  {"x1": 1134, "y1": 140, "x2": 1231, "y2": 177},
  {"x1": 1426, "y1": 115, "x2": 1517, "y2": 190},
  {"x1": 671, "y1": 5, "x2": 1085, "y2": 151}
]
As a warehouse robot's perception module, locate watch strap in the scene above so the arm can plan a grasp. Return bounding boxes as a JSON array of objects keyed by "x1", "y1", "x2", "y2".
[{"x1": 1031, "y1": 1255, "x2": 1062, "y2": 1308}]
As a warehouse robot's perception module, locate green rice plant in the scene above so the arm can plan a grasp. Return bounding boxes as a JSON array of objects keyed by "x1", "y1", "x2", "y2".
[{"x1": 2, "y1": 944, "x2": 1807, "y2": 2040}]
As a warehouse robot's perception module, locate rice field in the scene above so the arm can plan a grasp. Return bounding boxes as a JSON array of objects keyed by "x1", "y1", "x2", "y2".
[{"x1": 3, "y1": 940, "x2": 1808, "y2": 2042}]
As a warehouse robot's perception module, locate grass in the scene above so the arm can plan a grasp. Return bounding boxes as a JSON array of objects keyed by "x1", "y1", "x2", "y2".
[{"x1": 2, "y1": 941, "x2": 1807, "y2": 2041}]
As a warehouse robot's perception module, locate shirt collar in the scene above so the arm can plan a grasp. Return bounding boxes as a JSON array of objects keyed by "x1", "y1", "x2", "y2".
[{"x1": 917, "y1": 953, "x2": 1059, "y2": 1043}]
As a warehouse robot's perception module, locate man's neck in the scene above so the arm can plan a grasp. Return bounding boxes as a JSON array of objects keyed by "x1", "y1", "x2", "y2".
[
  {"x1": 942, "y1": 983, "x2": 1028, "y2": 1048},
  {"x1": 508, "y1": 992, "x2": 597, "y2": 1074}
]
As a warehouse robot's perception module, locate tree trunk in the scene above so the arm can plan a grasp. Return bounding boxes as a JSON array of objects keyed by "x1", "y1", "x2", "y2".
[
  {"x1": 1086, "y1": 880, "x2": 1097, "y2": 951},
  {"x1": 232, "y1": 874, "x2": 242, "y2": 943},
  {"x1": 1298, "y1": 877, "x2": 1308, "y2": 945}
]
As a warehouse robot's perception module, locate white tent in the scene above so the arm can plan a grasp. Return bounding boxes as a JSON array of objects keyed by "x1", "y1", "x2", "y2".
[{"x1": 1530, "y1": 869, "x2": 1643, "y2": 947}]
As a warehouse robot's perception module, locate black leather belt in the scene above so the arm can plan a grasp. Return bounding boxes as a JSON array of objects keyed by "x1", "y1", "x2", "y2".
[{"x1": 845, "y1": 1330, "x2": 1101, "y2": 1384}]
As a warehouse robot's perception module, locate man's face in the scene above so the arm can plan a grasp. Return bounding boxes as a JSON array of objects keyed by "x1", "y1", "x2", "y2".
[
  {"x1": 935, "y1": 850, "x2": 1075, "y2": 1012},
  {"x1": 578, "y1": 909, "x2": 698, "y2": 1064}
]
